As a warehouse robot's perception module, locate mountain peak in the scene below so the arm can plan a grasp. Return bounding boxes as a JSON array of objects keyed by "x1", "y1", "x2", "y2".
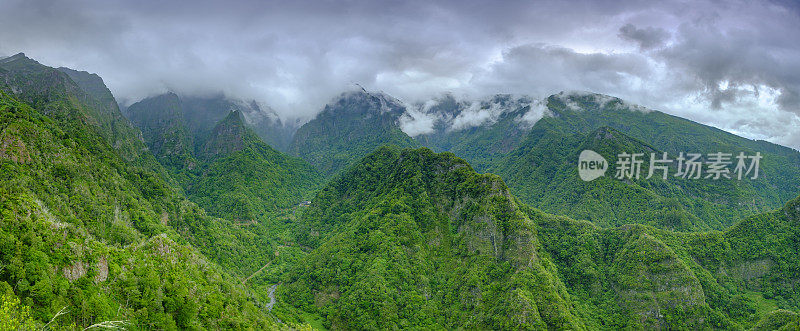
[
  {"x1": 201, "y1": 110, "x2": 250, "y2": 157},
  {"x1": 327, "y1": 88, "x2": 407, "y2": 116},
  {"x1": 548, "y1": 91, "x2": 652, "y2": 114},
  {"x1": 0, "y1": 52, "x2": 27, "y2": 63},
  {"x1": 0, "y1": 52, "x2": 41, "y2": 68}
]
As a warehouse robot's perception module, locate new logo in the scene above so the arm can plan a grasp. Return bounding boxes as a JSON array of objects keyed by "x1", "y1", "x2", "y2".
[{"x1": 578, "y1": 150, "x2": 607, "y2": 181}]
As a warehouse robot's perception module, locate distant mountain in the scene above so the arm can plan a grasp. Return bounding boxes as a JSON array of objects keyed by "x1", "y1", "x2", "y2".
[
  {"x1": 125, "y1": 92, "x2": 296, "y2": 153},
  {"x1": 289, "y1": 88, "x2": 418, "y2": 176},
  {"x1": 408, "y1": 91, "x2": 800, "y2": 230},
  {"x1": 125, "y1": 92, "x2": 196, "y2": 170},
  {"x1": 125, "y1": 93, "x2": 321, "y2": 220},
  {"x1": 414, "y1": 93, "x2": 541, "y2": 171}
]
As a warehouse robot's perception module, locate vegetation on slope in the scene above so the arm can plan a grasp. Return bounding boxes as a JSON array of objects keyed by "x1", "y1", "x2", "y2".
[
  {"x1": 0, "y1": 92, "x2": 280, "y2": 328},
  {"x1": 528, "y1": 190, "x2": 800, "y2": 329},
  {"x1": 446, "y1": 92, "x2": 800, "y2": 230},
  {"x1": 188, "y1": 110, "x2": 322, "y2": 220},
  {"x1": 282, "y1": 147, "x2": 584, "y2": 330},
  {"x1": 125, "y1": 93, "x2": 323, "y2": 221}
]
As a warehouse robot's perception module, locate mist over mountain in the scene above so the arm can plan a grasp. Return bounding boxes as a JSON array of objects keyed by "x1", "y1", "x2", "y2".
[
  {"x1": 4, "y1": 0, "x2": 800, "y2": 150},
  {"x1": 125, "y1": 92, "x2": 297, "y2": 153}
]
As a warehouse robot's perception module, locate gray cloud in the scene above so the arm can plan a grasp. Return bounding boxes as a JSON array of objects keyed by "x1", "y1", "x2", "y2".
[
  {"x1": 618, "y1": 24, "x2": 670, "y2": 50},
  {"x1": 0, "y1": 0, "x2": 799, "y2": 150}
]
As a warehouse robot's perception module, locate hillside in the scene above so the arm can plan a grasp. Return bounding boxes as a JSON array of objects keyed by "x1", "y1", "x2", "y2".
[
  {"x1": 0, "y1": 53, "x2": 161, "y2": 173},
  {"x1": 282, "y1": 146, "x2": 584, "y2": 329},
  {"x1": 188, "y1": 110, "x2": 322, "y2": 220},
  {"x1": 530, "y1": 189, "x2": 800, "y2": 329},
  {"x1": 276, "y1": 146, "x2": 800, "y2": 329},
  {"x1": 0, "y1": 92, "x2": 281, "y2": 329},
  {"x1": 125, "y1": 92, "x2": 295, "y2": 155}
]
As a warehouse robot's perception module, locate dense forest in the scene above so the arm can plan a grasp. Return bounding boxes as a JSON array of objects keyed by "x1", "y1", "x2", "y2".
[{"x1": 1, "y1": 52, "x2": 799, "y2": 330}]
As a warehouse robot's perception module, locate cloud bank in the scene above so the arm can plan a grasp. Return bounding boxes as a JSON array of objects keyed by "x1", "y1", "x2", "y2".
[{"x1": 0, "y1": 0, "x2": 798, "y2": 149}]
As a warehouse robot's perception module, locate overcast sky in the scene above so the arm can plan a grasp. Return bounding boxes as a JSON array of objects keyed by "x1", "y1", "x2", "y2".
[{"x1": 1, "y1": 0, "x2": 799, "y2": 150}]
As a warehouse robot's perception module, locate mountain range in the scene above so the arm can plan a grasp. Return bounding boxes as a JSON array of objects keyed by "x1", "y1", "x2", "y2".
[{"x1": 2, "y1": 52, "x2": 799, "y2": 330}]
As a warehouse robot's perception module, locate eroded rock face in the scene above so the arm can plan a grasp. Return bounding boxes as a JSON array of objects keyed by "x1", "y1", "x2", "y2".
[{"x1": 63, "y1": 261, "x2": 87, "y2": 281}]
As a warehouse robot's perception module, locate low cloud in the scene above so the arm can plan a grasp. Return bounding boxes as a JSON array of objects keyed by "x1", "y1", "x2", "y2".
[
  {"x1": 1, "y1": 0, "x2": 798, "y2": 150},
  {"x1": 398, "y1": 101, "x2": 438, "y2": 137},
  {"x1": 516, "y1": 100, "x2": 550, "y2": 129}
]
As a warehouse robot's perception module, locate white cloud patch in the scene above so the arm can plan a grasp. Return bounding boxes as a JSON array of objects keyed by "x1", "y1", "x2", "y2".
[
  {"x1": 516, "y1": 100, "x2": 551, "y2": 128},
  {"x1": 450, "y1": 102, "x2": 498, "y2": 131},
  {"x1": 398, "y1": 100, "x2": 438, "y2": 137}
]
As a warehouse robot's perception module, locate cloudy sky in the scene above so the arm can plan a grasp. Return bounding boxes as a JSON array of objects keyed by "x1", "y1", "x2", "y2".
[{"x1": 1, "y1": 0, "x2": 799, "y2": 149}]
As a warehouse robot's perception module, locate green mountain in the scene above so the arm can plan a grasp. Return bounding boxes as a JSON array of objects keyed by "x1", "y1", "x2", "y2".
[
  {"x1": 125, "y1": 93, "x2": 322, "y2": 220},
  {"x1": 415, "y1": 91, "x2": 800, "y2": 230},
  {"x1": 0, "y1": 91, "x2": 280, "y2": 329},
  {"x1": 529, "y1": 187, "x2": 800, "y2": 329},
  {"x1": 289, "y1": 89, "x2": 418, "y2": 176},
  {"x1": 283, "y1": 146, "x2": 584, "y2": 329},
  {"x1": 124, "y1": 92, "x2": 196, "y2": 170},
  {"x1": 125, "y1": 92, "x2": 295, "y2": 154},
  {"x1": 277, "y1": 146, "x2": 800, "y2": 329}
]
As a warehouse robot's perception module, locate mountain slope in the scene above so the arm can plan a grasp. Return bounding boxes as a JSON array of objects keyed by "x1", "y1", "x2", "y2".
[
  {"x1": 290, "y1": 89, "x2": 418, "y2": 176},
  {"x1": 273, "y1": 146, "x2": 800, "y2": 330},
  {"x1": 188, "y1": 110, "x2": 322, "y2": 220},
  {"x1": 529, "y1": 190, "x2": 800, "y2": 329},
  {"x1": 490, "y1": 92, "x2": 800, "y2": 229},
  {"x1": 126, "y1": 92, "x2": 295, "y2": 153},
  {"x1": 125, "y1": 93, "x2": 322, "y2": 219},
  {"x1": 0, "y1": 92, "x2": 280, "y2": 329},
  {"x1": 124, "y1": 92, "x2": 197, "y2": 170},
  {"x1": 282, "y1": 147, "x2": 584, "y2": 329}
]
